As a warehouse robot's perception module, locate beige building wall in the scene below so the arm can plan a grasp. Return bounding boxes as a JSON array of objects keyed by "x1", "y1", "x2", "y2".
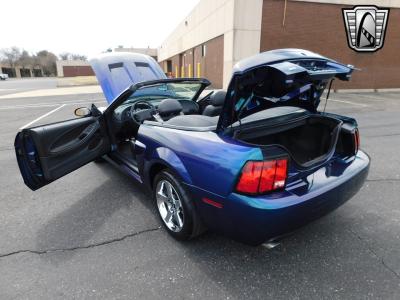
[{"x1": 158, "y1": 0, "x2": 264, "y2": 88}]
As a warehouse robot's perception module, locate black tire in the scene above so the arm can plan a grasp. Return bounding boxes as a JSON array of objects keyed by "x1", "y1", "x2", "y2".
[{"x1": 153, "y1": 170, "x2": 205, "y2": 241}]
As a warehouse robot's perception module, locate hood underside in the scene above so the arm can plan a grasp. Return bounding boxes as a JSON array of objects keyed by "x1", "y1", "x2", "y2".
[{"x1": 89, "y1": 52, "x2": 166, "y2": 103}]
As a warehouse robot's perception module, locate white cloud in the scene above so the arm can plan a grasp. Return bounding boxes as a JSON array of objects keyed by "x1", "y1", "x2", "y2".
[{"x1": 1, "y1": 0, "x2": 199, "y2": 57}]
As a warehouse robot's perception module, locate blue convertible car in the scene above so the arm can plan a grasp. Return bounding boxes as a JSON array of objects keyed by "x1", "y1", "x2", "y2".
[{"x1": 15, "y1": 49, "x2": 370, "y2": 245}]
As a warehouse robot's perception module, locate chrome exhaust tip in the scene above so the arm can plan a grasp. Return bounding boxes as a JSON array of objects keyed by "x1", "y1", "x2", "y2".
[{"x1": 261, "y1": 240, "x2": 280, "y2": 249}]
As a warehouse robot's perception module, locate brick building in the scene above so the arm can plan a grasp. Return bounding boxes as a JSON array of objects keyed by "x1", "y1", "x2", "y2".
[
  {"x1": 56, "y1": 60, "x2": 95, "y2": 77},
  {"x1": 158, "y1": 0, "x2": 400, "y2": 89}
]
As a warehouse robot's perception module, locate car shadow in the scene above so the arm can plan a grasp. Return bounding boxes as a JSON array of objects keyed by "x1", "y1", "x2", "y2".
[
  {"x1": 36, "y1": 163, "x2": 157, "y2": 264},
  {"x1": 34, "y1": 162, "x2": 396, "y2": 297},
  {"x1": 174, "y1": 210, "x2": 370, "y2": 299},
  {"x1": 35, "y1": 162, "x2": 380, "y2": 297}
]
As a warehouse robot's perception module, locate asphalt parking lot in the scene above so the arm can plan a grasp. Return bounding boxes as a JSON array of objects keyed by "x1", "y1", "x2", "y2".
[
  {"x1": 0, "y1": 78, "x2": 58, "y2": 97},
  {"x1": 0, "y1": 80, "x2": 399, "y2": 299}
]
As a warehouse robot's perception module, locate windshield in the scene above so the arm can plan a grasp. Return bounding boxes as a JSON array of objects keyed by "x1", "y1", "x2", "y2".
[{"x1": 123, "y1": 82, "x2": 203, "y2": 106}]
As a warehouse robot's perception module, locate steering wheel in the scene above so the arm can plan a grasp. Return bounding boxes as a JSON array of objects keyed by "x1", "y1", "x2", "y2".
[{"x1": 130, "y1": 101, "x2": 156, "y2": 126}]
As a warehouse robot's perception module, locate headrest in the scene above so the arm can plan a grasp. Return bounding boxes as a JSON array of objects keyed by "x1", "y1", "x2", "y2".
[
  {"x1": 158, "y1": 98, "x2": 183, "y2": 117},
  {"x1": 210, "y1": 90, "x2": 226, "y2": 106}
]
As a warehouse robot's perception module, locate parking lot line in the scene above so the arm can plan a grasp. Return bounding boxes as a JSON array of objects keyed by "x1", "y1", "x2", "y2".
[
  {"x1": 20, "y1": 104, "x2": 66, "y2": 129},
  {"x1": 330, "y1": 99, "x2": 368, "y2": 107}
]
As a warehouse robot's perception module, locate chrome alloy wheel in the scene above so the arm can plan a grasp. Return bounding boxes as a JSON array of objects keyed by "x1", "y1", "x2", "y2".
[{"x1": 156, "y1": 179, "x2": 184, "y2": 232}]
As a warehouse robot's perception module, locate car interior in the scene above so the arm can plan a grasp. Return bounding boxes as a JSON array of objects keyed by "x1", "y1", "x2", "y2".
[{"x1": 109, "y1": 90, "x2": 227, "y2": 168}]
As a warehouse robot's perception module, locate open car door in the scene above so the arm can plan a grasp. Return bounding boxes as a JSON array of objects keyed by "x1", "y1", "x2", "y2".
[{"x1": 14, "y1": 109, "x2": 111, "y2": 190}]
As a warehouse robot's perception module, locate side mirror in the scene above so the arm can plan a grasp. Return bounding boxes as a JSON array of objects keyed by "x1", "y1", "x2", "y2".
[{"x1": 74, "y1": 107, "x2": 91, "y2": 117}]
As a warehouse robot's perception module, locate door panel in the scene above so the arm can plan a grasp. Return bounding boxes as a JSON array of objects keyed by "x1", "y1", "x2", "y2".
[{"x1": 15, "y1": 116, "x2": 110, "y2": 190}]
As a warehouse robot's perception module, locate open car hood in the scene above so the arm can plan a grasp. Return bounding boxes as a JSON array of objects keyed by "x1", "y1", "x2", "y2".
[
  {"x1": 89, "y1": 52, "x2": 166, "y2": 104},
  {"x1": 217, "y1": 49, "x2": 354, "y2": 131}
]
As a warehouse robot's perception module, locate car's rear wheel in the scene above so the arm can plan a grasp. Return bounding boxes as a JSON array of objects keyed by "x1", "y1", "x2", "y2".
[{"x1": 154, "y1": 170, "x2": 204, "y2": 241}]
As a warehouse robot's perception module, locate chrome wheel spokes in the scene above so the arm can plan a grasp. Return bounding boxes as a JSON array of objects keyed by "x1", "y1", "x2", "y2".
[{"x1": 156, "y1": 180, "x2": 184, "y2": 232}]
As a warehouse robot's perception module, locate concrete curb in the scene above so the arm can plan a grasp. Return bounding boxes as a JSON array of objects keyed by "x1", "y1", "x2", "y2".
[{"x1": 57, "y1": 82, "x2": 99, "y2": 88}]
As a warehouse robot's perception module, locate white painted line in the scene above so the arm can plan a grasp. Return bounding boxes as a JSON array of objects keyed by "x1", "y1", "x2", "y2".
[
  {"x1": 20, "y1": 104, "x2": 66, "y2": 129},
  {"x1": 330, "y1": 99, "x2": 368, "y2": 107}
]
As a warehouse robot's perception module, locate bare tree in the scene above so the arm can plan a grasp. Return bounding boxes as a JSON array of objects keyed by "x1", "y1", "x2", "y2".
[
  {"x1": 30, "y1": 55, "x2": 43, "y2": 76},
  {"x1": 59, "y1": 52, "x2": 72, "y2": 60},
  {"x1": 16, "y1": 50, "x2": 34, "y2": 77},
  {"x1": 18, "y1": 50, "x2": 33, "y2": 68},
  {"x1": 71, "y1": 54, "x2": 87, "y2": 61},
  {"x1": 59, "y1": 52, "x2": 87, "y2": 61},
  {"x1": 0, "y1": 46, "x2": 21, "y2": 67},
  {"x1": 36, "y1": 50, "x2": 58, "y2": 76}
]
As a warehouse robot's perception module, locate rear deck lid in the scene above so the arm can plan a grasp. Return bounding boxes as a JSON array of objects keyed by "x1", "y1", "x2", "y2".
[
  {"x1": 89, "y1": 52, "x2": 166, "y2": 104},
  {"x1": 217, "y1": 49, "x2": 354, "y2": 131}
]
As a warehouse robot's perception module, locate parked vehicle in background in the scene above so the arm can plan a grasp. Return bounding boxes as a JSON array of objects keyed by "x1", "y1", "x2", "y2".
[{"x1": 0, "y1": 73, "x2": 9, "y2": 80}]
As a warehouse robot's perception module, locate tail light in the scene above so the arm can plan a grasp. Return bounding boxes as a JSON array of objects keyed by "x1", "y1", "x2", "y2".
[
  {"x1": 354, "y1": 128, "x2": 360, "y2": 153},
  {"x1": 236, "y1": 158, "x2": 288, "y2": 195}
]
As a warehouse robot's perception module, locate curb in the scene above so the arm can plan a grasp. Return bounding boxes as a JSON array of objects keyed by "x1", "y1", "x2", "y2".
[{"x1": 56, "y1": 82, "x2": 99, "y2": 88}]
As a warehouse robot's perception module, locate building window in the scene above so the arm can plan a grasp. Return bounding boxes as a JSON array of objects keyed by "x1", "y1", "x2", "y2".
[
  {"x1": 201, "y1": 44, "x2": 206, "y2": 57},
  {"x1": 166, "y1": 60, "x2": 172, "y2": 73}
]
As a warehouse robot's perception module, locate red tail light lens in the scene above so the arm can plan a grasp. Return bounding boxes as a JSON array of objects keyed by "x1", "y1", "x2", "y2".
[
  {"x1": 274, "y1": 159, "x2": 288, "y2": 190},
  {"x1": 236, "y1": 158, "x2": 288, "y2": 195},
  {"x1": 354, "y1": 129, "x2": 360, "y2": 153},
  {"x1": 259, "y1": 161, "x2": 276, "y2": 193},
  {"x1": 235, "y1": 161, "x2": 263, "y2": 194}
]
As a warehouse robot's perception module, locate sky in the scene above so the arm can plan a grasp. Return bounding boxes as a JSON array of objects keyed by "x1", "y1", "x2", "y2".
[{"x1": 1, "y1": 0, "x2": 199, "y2": 58}]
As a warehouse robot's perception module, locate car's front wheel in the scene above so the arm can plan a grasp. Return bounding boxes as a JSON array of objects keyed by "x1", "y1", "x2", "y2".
[{"x1": 154, "y1": 170, "x2": 204, "y2": 241}]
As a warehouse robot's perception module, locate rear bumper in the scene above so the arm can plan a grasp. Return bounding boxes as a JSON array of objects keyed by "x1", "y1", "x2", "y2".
[{"x1": 187, "y1": 150, "x2": 370, "y2": 245}]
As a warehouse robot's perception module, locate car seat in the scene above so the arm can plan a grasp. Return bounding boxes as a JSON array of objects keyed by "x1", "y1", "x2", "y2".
[{"x1": 202, "y1": 90, "x2": 226, "y2": 117}]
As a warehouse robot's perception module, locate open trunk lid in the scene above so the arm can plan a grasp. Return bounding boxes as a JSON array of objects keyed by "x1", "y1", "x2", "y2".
[{"x1": 217, "y1": 49, "x2": 354, "y2": 131}]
